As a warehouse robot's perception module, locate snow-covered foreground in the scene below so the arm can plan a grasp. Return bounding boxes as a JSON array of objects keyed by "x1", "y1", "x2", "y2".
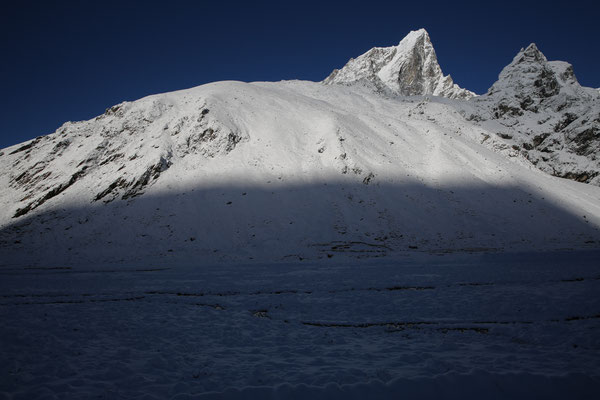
[{"x1": 1, "y1": 251, "x2": 599, "y2": 399}]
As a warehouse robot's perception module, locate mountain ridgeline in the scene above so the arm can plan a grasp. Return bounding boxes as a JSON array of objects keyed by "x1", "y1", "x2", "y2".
[
  {"x1": 324, "y1": 30, "x2": 600, "y2": 185},
  {"x1": 0, "y1": 29, "x2": 599, "y2": 266}
]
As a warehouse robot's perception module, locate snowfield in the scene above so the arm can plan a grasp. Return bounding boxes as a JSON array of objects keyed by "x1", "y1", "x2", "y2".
[
  {"x1": 1, "y1": 252, "x2": 599, "y2": 399},
  {"x1": 1, "y1": 28, "x2": 600, "y2": 398}
]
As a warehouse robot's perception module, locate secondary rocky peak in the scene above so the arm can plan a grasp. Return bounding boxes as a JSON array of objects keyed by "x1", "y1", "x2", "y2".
[
  {"x1": 469, "y1": 43, "x2": 600, "y2": 185},
  {"x1": 516, "y1": 43, "x2": 547, "y2": 64},
  {"x1": 323, "y1": 29, "x2": 475, "y2": 100},
  {"x1": 486, "y1": 43, "x2": 590, "y2": 106}
]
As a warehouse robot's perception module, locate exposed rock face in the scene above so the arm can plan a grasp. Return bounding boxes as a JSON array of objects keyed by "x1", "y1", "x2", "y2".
[
  {"x1": 3, "y1": 94, "x2": 246, "y2": 218},
  {"x1": 467, "y1": 44, "x2": 600, "y2": 185},
  {"x1": 323, "y1": 29, "x2": 475, "y2": 100}
]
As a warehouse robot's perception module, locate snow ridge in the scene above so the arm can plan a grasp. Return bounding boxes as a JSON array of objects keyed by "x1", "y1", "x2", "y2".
[{"x1": 323, "y1": 29, "x2": 475, "y2": 100}]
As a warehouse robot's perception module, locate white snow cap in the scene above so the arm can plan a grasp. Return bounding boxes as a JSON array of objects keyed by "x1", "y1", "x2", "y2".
[
  {"x1": 323, "y1": 28, "x2": 475, "y2": 99},
  {"x1": 395, "y1": 28, "x2": 429, "y2": 47}
]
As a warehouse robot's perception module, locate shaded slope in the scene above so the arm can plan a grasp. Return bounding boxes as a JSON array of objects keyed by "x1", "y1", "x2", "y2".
[{"x1": 1, "y1": 180, "x2": 599, "y2": 266}]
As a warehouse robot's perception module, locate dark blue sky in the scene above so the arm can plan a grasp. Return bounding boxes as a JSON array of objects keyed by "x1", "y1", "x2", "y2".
[{"x1": 1, "y1": 0, "x2": 598, "y2": 149}]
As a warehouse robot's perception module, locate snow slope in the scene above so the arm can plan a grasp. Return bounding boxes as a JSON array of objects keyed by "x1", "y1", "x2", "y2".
[
  {"x1": 323, "y1": 29, "x2": 475, "y2": 99},
  {"x1": 1, "y1": 79, "x2": 600, "y2": 266}
]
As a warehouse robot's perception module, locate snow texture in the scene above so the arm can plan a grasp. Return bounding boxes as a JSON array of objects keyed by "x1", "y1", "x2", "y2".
[
  {"x1": 323, "y1": 29, "x2": 476, "y2": 100},
  {"x1": 1, "y1": 252, "x2": 599, "y2": 399}
]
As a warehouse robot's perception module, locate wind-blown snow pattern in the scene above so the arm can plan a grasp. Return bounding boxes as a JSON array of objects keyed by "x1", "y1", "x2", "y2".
[
  {"x1": 323, "y1": 29, "x2": 475, "y2": 100},
  {"x1": 1, "y1": 29, "x2": 600, "y2": 400}
]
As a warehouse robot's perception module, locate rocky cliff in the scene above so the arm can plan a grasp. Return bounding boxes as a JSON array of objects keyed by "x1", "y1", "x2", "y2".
[
  {"x1": 323, "y1": 29, "x2": 475, "y2": 100},
  {"x1": 464, "y1": 44, "x2": 600, "y2": 184}
]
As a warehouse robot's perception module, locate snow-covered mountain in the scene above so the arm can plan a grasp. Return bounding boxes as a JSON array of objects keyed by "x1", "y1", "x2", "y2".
[
  {"x1": 462, "y1": 43, "x2": 600, "y2": 184},
  {"x1": 323, "y1": 29, "x2": 475, "y2": 100},
  {"x1": 323, "y1": 32, "x2": 600, "y2": 185},
  {"x1": 1, "y1": 30, "x2": 599, "y2": 267}
]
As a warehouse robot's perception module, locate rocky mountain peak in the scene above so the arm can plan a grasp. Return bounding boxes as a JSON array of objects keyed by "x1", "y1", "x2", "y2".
[
  {"x1": 516, "y1": 43, "x2": 547, "y2": 64},
  {"x1": 469, "y1": 43, "x2": 600, "y2": 185},
  {"x1": 485, "y1": 43, "x2": 591, "y2": 109},
  {"x1": 323, "y1": 29, "x2": 475, "y2": 100}
]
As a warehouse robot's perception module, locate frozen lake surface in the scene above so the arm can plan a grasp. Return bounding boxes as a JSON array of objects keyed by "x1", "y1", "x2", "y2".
[{"x1": 1, "y1": 250, "x2": 599, "y2": 399}]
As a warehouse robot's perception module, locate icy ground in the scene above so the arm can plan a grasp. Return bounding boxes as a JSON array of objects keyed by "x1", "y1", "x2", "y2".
[{"x1": 1, "y1": 251, "x2": 599, "y2": 399}]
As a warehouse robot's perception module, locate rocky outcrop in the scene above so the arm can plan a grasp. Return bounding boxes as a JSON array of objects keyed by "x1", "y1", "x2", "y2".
[
  {"x1": 2, "y1": 93, "x2": 248, "y2": 218},
  {"x1": 172, "y1": 108, "x2": 244, "y2": 159},
  {"x1": 467, "y1": 44, "x2": 600, "y2": 185},
  {"x1": 323, "y1": 29, "x2": 475, "y2": 100},
  {"x1": 13, "y1": 167, "x2": 88, "y2": 218}
]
